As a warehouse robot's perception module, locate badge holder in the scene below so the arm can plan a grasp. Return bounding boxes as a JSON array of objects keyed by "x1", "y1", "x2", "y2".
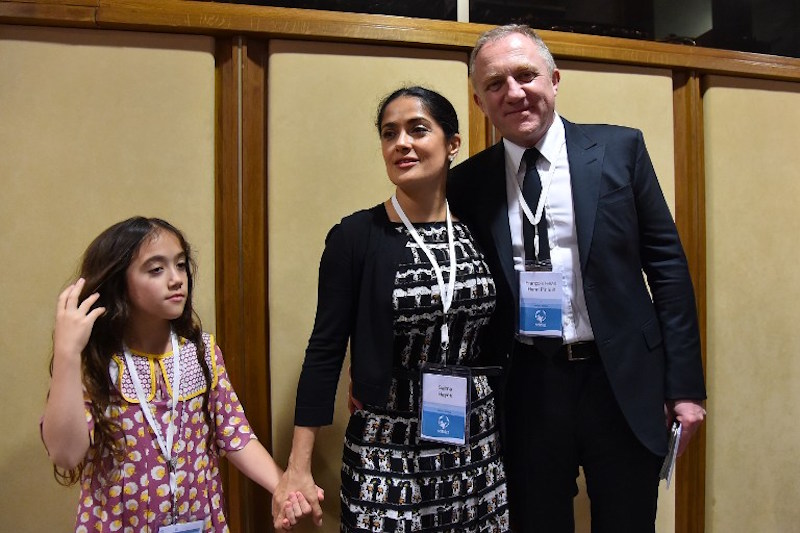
[
  {"x1": 519, "y1": 259, "x2": 563, "y2": 337},
  {"x1": 160, "y1": 520, "x2": 205, "y2": 533},
  {"x1": 419, "y1": 363, "x2": 471, "y2": 446}
]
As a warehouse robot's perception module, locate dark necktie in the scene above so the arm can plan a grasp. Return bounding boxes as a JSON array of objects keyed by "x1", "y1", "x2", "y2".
[
  {"x1": 522, "y1": 148, "x2": 550, "y2": 263},
  {"x1": 522, "y1": 148, "x2": 562, "y2": 355}
]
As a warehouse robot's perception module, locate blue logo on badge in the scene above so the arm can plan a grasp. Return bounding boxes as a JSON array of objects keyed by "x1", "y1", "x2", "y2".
[
  {"x1": 438, "y1": 415, "x2": 450, "y2": 431},
  {"x1": 535, "y1": 309, "x2": 547, "y2": 326}
]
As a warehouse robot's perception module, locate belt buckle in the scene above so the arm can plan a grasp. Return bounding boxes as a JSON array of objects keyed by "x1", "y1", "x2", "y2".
[{"x1": 565, "y1": 343, "x2": 592, "y2": 362}]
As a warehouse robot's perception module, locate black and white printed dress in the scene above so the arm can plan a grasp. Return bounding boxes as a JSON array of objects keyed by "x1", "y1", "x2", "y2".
[{"x1": 340, "y1": 221, "x2": 510, "y2": 532}]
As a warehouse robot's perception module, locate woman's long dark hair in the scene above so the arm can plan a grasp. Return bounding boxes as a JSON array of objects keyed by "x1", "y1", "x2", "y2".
[{"x1": 51, "y1": 217, "x2": 214, "y2": 486}]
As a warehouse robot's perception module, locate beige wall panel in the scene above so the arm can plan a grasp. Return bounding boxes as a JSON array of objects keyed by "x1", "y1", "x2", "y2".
[
  {"x1": 268, "y1": 40, "x2": 468, "y2": 532},
  {"x1": 558, "y1": 60, "x2": 676, "y2": 208},
  {"x1": 704, "y1": 76, "x2": 800, "y2": 533},
  {"x1": 555, "y1": 60, "x2": 678, "y2": 533},
  {"x1": 0, "y1": 25, "x2": 215, "y2": 531}
]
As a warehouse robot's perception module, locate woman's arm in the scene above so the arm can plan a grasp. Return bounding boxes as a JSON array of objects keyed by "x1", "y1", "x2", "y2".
[
  {"x1": 41, "y1": 279, "x2": 104, "y2": 469},
  {"x1": 226, "y1": 437, "x2": 322, "y2": 529},
  {"x1": 271, "y1": 426, "x2": 323, "y2": 528}
]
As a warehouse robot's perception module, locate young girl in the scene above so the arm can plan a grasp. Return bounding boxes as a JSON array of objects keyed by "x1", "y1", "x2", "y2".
[{"x1": 42, "y1": 217, "x2": 318, "y2": 532}]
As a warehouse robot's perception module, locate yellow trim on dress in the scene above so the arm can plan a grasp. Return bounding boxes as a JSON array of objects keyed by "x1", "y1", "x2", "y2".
[
  {"x1": 112, "y1": 353, "x2": 158, "y2": 403},
  {"x1": 113, "y1": 335, "x2": 219, "y2": 403}
]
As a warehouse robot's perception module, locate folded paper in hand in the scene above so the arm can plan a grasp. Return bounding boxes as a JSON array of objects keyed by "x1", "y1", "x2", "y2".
[{"x1": 659, "y1": 421, "x2": 681, "y2": 488}]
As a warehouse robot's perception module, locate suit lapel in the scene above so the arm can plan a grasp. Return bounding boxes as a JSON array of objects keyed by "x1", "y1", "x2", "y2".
[
  {"x1": 481, "y1": 143, "x2": 518, "y2": 300},
  {"x1": 564, "y1": 120, "x2": 604, "y2": 272}
]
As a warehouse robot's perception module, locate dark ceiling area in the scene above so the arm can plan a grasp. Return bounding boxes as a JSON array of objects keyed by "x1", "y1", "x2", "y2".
[{"x1": 224, "y1": 0, "x2": 800, "y2": 59}]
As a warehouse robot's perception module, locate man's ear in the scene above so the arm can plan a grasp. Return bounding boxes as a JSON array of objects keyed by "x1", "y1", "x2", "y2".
[
  {"x1": 551, "y1": 68, "x2": 561, "y2": 96},
  {"x1": 472, "y1": 91, "x2": 486, "y2": 115}
]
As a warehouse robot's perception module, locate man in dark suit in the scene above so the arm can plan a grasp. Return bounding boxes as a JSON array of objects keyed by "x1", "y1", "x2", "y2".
[{"x1": 448, "y1": 25, "x2": 707, "y2": 532}]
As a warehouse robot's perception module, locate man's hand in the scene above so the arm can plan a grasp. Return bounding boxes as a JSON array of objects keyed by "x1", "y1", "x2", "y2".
[{"x1": 666, "y1": 399, "x2": 706, "y2": 456}]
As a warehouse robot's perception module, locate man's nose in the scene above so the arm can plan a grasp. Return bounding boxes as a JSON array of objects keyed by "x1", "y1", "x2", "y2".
[{"x1": 505, "y1": 77, "x2": 525, "y2": 100}]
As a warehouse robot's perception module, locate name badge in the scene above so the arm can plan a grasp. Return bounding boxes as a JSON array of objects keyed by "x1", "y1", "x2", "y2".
[
  {"x1": 419, "y1": 364, "x2": 470, "y2": 446},
  {"x1": 519, "y1": 269, "x2": 563, "y2": 337},
  {"x1": 160, "y1": 519, "x2": 206, "y2": 533}
]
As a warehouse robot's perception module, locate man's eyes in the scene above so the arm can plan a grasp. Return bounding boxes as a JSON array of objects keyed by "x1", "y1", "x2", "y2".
[{"x1": 516, "y1": 71, "x2": 535, "y2": 83}]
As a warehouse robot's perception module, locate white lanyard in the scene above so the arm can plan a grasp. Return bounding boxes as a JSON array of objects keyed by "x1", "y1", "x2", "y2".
[
  {"x1": 124, "y1": 332, "x2": 182, "y2": 499},
  {"x1": 512, "y1": 143, "x2": 565, "y2": 259},
  {"x1": 392, "y1": 194, "x2": 457, "y2": 356}
]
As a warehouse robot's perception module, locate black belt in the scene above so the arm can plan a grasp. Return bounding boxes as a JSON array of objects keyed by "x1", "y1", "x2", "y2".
[
  {"x1": 559, "y1": 341, "x2": 598, "y2": 362},
  {"x1": 516, "y1": 339, "x2": 598, "y2": 362}
]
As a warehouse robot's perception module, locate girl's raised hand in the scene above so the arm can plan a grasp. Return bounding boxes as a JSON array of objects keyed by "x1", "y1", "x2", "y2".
[{"x1": 54, "y1": 278, "x2": 105, "y2": 359}]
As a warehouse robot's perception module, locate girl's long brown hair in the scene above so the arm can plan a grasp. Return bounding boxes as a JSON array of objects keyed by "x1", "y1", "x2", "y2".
[{"x1": 51, "y1": 217, "x2": 214, "y2": 486}]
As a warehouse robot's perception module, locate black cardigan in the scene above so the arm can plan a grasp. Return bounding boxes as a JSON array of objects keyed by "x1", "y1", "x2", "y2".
[{"x1": 294, "y1": 204, "x2": 407, "y2": 426}]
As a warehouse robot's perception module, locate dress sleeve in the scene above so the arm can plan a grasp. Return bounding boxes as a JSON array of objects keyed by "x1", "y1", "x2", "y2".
[
  {"x1": 294, "y1": 221, "x2": 360, "y2": 426},
  {"x1": 210, "y1": 344, "x2": 256, "y2": 455}
]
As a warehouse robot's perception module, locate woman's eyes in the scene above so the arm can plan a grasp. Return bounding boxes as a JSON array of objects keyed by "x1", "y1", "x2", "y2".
[{"x1": 382, "y1": 125, "x2": 431, "y2": 141}]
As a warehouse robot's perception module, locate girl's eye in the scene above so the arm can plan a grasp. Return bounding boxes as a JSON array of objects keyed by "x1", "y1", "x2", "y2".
[
  {"x1": 176, "y1": 261, "x2": 187, "y2": 271},
  {"x1": 412, "y1": 125, "x2": 430, "y2": 135},
  {"x1": 381, "y1": 130, "x2": 396, "y2": 140},
  {"x1": 149, "y1": 266, "x2": 164, "y2": 275}
]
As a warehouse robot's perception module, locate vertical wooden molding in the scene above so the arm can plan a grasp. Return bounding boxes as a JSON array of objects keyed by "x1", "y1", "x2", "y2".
[
  {"x1": 467, "y1": 80, "x2": 491, "y2": 155},
  {"x1": 241, "y1": 37, "x2": 272, "y2": 532},
  {"x1": 672, "y1": 70, "x2": 708, "y2": 533},
  {"x1": 215, "y1": 36, "x2": 272, "y2": 532},
  {"x1": 214, "y1": 37, "x2": 244, "y2": 533}
]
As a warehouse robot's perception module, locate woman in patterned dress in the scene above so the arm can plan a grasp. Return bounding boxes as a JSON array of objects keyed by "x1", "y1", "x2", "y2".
[
  {"x1": 272, "y1": 87, "x2": 510, "y2": 532},
  {"x1": 42, "y1": 217, "x2": 315, "y2": 532}
]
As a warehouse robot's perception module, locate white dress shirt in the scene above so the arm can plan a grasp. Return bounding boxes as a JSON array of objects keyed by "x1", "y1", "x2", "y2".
[{"x1": 503, "y1": 113, "x2": 594, "y2": 343}]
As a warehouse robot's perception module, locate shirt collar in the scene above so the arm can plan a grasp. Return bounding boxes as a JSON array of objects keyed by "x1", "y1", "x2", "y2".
[{"x1": 502, "y1": 112, "x2": 565, "y2": 172}]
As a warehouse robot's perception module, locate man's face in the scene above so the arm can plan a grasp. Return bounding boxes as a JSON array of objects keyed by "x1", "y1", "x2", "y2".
[{"x1": 471, "y1": 33, "x2": 560, "y2": 147}]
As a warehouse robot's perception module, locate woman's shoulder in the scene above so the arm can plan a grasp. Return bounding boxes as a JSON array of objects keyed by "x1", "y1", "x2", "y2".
[
  {"x1": 325, "y1": 203, "x2": 388, "y2": 244},
  {"x1": 338, "y1": 203, "x2": 388, "y2": 229}
]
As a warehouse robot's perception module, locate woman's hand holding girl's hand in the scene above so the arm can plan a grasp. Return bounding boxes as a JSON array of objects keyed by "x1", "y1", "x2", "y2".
[
  {"x1": 272, "y1": 469, "x2": 324, "y2": 529},
  {"x1": 275, "y1": 488, "x2": 324, "y2": 530},
  {"x1": 54, "y1": 278, "x2": 105, "y2": 360}
]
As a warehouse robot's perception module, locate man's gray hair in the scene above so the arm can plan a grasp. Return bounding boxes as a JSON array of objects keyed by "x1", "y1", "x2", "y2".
[{"x1": 469, "y1": 24, "x2": 557, "y2": 78}]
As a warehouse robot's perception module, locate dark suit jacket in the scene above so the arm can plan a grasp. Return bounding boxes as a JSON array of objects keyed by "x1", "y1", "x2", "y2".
[{"x1": 448, "y1": 118, "x2": 706, "y2": 455}]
